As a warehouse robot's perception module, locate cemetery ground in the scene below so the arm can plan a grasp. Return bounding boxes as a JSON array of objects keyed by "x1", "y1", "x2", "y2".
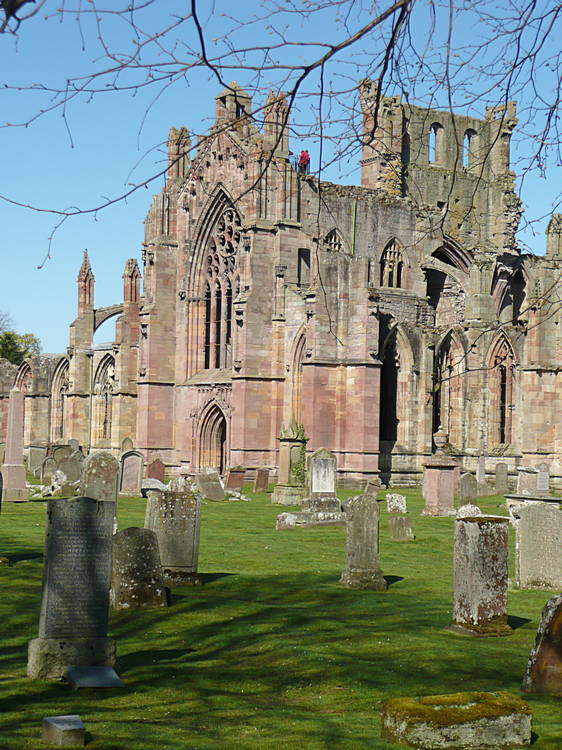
[{"x1": 1, "y1": 488, "x2": 560, "y2": 749}]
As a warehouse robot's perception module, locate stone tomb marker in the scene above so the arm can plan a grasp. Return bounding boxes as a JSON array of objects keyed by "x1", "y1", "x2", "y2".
[
  {"x1": 119, "y1": 450, "x2": 144, "y2": 494},
  {"x1": 253, "y1": 467, "x2": 270, "y2": 492},
  {"x1": 145, "y1": 490, "x2": 202, "y2": 584},
  {"x1": 27, "y1": 497, "x2": 116, "y2": 679},
  {"x1": 42, "y1": 715, "x2": 85, "y2": 747},
  {"x1": 80, "y1": 451, "x2": 119, "y2": 504},
  {"x1": 513, "y1": 503, "x2": 562, "y2": 590},
  {"x1": 147, "y1": 458, "x2": 166, "y2": 482},
  {"x1": 195, "y1": 471, "x2": 225, "y2": 501},
  {"x1": 388, "y1": 516, "x2": 415, "y2": 542},
  {"x1": 386, "y1": 493, "x2": 407, "y2": 514},
  {"x1": 449, "y1": 516, "x2": 511, "y2": 636},
  {"x1": 536, "y1": 462, "x2": 550, "y2": 493},
  {"x1": 458, "y1": 472, "x2": 477, "y2": 505},
  {"x1": 303, "y1": 447, "x2": 340, "y2": 513},
  {"x1": 225, "y1": 466, "x2": 245, "y2": 490},
  {"x1": 111, "y1": 528, "x2": 167, "y2": 609},
  {"x1": 1, "y1": 387, "x2": 27, "y2": 502},
  {"x1": 522, "y1": 593, "x2": 562, "y2": 696},
  {"x1": 517, "y1": 466, "x2": 538, "y2": 495},
  {"x1": 494, "y1": 463, "x2": 509, "y2": 494},
  {"x1": 340, "y1": 494, "x2": 387, "y2": 590}
]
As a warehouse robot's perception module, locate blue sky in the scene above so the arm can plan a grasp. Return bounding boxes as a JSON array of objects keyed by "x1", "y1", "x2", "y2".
[{"x1": 0, "y1": 1, "x2": 559, "y2": 353}]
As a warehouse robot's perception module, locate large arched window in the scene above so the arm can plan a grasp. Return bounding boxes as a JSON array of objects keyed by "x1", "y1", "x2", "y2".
[
  {"x1": 203, "y1": 207, "x2": 241, "y2": 369},
  {"x1": 380, "y1": 239, "x2": 404, "y2": 288},
  {"x1": 462, "y1": 129, "x2": 478, "y2": 168},
  {"x1": 487, "y1": 336, "x2": 516, "y2": 446},
  {"x1": 428, "y1": 122, "x2": 444, "y2": 163},
  {"x1": 93, "y1": 355, "x2": 115, "y2": 443},
  {"x1": 433, "y1": 332, "x2": 465, "y2": 448},
  {"x1": 51, "y1": 359, "x2": 69, "y2": 442},
  {"x1": 324, "y1": 229, "x2": 343, "y2": 253}
]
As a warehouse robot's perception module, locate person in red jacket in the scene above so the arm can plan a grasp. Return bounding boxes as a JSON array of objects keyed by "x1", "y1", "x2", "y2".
[{"x1": 298, "y1": 149, "x2": 310, "y2": 174}]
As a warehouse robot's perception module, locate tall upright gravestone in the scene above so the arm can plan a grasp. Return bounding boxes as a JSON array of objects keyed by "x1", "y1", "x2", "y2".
[
  {"x1": 27, "y1": 497, "x2": 116, "y2": 679},
  {"x1": 303, "y1": 447, "x2": 340, "y2": 513},
  {"x1": 1, "y1": 387, "x2": 27, "y2": 502},
  {"x1": 513, "y1": 504, "x2": 562, "y2": 590},
  {"x1": 111, "y1": 528, "x2": 167, "y2": 609},
  {"x1": 340, "y1": 494, "x2": 387, "y2": 590},
  {"x1": 145, "y1": 490, "x2": 202, "y2": 585},
  {"x1": 119, "y1": 450, "x2": 143, "y2": 494}
]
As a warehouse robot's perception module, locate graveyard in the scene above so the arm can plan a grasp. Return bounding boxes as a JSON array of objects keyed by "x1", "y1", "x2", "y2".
[{"x1": 1, "y1": 484, "x2": 561, "y2": 749}]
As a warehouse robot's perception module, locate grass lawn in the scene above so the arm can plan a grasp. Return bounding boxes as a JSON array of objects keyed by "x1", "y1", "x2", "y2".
[{"x1": 0, "y1": 487, "x2": 560, "y2": 749}]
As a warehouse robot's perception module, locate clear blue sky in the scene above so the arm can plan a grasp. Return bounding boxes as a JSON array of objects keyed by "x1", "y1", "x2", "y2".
[{"x1": 0, "y1": 1, "x2": 559, "y2": 353}]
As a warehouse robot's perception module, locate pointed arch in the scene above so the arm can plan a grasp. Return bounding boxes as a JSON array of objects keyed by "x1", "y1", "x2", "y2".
[
  {"x1": 380, "y1": 238, "x2": 405, "y2": 288},
  {"x1": 198, "y1": 401, "x2": 228, "y2": 473},
  {"x1": 15, "y1": 360, "x2": 32, "y2": 393},
  {"x1": 324, "y1": 228, "x2": 344, "y2": 253},
  {"x1": 289, "y1": 326, "x2": 307, "y2": 423},
  {"x1": 379, "y1": 319, "x2": 415, "y2": 447},
  {"x1": 92, "y1": 354, "x2": 115, "y2": 443},
  {"x1": 486, "y1": 333, "x2": 517, "y2": 447},
  {"x1": 433, "y1": 330, "x2": 467, "y2": 448},
  {"x1": 50, "y1": 357, "x2": 69, "y2": 442}
]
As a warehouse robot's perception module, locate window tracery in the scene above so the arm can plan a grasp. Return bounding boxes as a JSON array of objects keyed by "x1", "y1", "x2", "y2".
[
  {"x1": 325, "y1": 229, "x2": 343, "y2": 253},
  {"x1": 380, "y1": 240, "x2": 404, "y2": 288}
]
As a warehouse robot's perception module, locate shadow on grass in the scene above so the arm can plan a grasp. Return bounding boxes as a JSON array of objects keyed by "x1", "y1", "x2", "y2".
[
  {"x1": 383, "y1": 575, "x2": 404, "y2": 587},
  {"x1": 507, "y1": 614, "x2": 532, "y2": 630},
  {"x1": 8, "y1": 552, "x2": 43, "y2": 565}
]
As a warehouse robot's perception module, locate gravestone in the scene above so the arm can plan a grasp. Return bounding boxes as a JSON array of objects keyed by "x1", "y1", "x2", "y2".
[
  {"x1": 476, "y1": 454, "x2": 486, "y2": 485},
  {"x1": 253, "y1": 467, "x2": 270, "y2": 492},
  {"x1": 195, "y1": 471, "x2": 225, "y2": 501},
  {"x1": 28, "y1": 445, "x2": 47, "y2": 474},
  {"x1": 458, "y1": 473, "x2": 477, "y2": 505},
  {"x1": 147, "y1": 458, "x2": 166, "y2": 482},
  {"x1": 80, "y1": 451, "x2": 120, "y2": 504},
  {"x1": 52, "y1": 444, "x2": 73, "y2": 466},
  {"x1": 121, "y1": 437, "x2": 134, "y2": 452},
  {"x1": 517, "y1": 466, "x2": 538, "y2": 495},
  {"x1": 340, "y1": 494, "x2": 387, "y2": 590},
  {"x1": 386, "y1": 493, "x2": 407, "y2": 514},
  {"x1": 421, "y1": 454, "x2": 457, "y2": 516},
  {"x1": 111, "y1": 528, "x2": 167, "y2": 609},
  {"x1": 457, "y1": 503, "x2": 482, "y2": 518},
  {"x1": 364, "y1": 478, "x2": 382, "y2": 496},
  {"x1": 119, "y1": 450, "x2": 144, "y2": 494},
  {"x1": 27, "y1": 497, "x2": 116, "y2": 679},
  {"x1": 1, "y1": 387, "x2": 27, "y2": 501},
  {"x1": 522, "y1": 593, "x2": 562, "y2": 696},
  {"x1": 449, "y1": 516, "x2": 511, "y2": 636},
  {"x1": 495, "y1": 463, "x2": 509, "y2": 494},
  {"x1": 389, "y1": 516, "x2": 415, "y2": 542},
  {"x1": 145, "y1": 490, "x2": 202, "y2": 584},
  {"x1": 225, "y1": 466, "x2": 245, "y2": 490},
  {"x1": 271, "y1": 417, "x2": 308, "y2": 505},
  {"x1": 58, "y1": 455, "x2": 82, "y2": 484},
  {"x1": 0, "y1": 443, "x2": 5, "y2": 465},
  {"x1": 68, "y1": 438, "x2": 80, "y2": 452},
  {"x1": 303, "y1": 447, "x2": 340, "y2": 513},
  {"x1": 42, "y1": 715, "x2": 85, "y2": 747},
  {"x1": 536, "y1": 463, "x2": 550, "y2": 493},
  {"x1": 41, "y1": 456, "x2": 56, "y2": 482},
  {"x1": 513, "y1": 503, "x2": 562, "y2": 590}
]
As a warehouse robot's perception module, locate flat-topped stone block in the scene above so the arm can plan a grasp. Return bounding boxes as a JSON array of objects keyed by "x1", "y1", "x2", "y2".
[
  {"x1": 65, "y1": 665, "x2": 124, "y2": 689},
  {"x1": 381, "y1": 691, "x2": 532, "y2": 749},
  {"x1": 42, "y1": 715, "x2": 85, "y2": 746}
]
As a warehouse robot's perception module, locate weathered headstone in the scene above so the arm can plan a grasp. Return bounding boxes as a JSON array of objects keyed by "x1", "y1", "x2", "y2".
[
  {"x1": 536, "y1": 463, "x2": 550, "y2": 493},
  {"x1": 111, "y1": 527, "x2": 167, "y2": 609},
  {"x1": 42, "y1": 715, "x2": 85, "y2": 747},
  {"x1": 522, "y1": 593, "x2": 562, "y2": 696},
  {"x1": 195, "y1": 471, "x2": 225, "y2": 501},
  {"x1": 364, "y1": 478, "x2": 382, "y2": 496},
  {"x1": 27, "y1": 497, "x2": 116, "y2": 679},
  {"x1": 52, "y1": 444, "x2": 73, "y2": 466},
  {"x1": 271, "y1": 417, "x2": 308, "y2": 505},
  {"x1": 340, "y1": 494, "x2": 387, "y2": 590},
  {"x1": 494, "y1": 463, "x2": 509, "y2": 494},
  {"x1": 147, "y1": 458, "x2": 166, "y2": 482},
  {"x1": 517, "y1": 466, "x2": 539, "y2": 495},
  {"x1": 513, "y1": 503, "x2": 562, "y2": 590},
  {"x1": 386, "y1": 493, "x2": 407, "y2": 514},
  {"x1": 41, "y1": 456, "x2": 56, "y2": 482},
  {"x1": 225, "y1": 466, "x2": 245, "y2": 490},
  {"x1": 67, "y1": 438, "x2": 80, "y2": 452},
  {"x1": 381, "y1": 691, "x2": 532, "y2": 749},
  {"x1": 81, "y1": 451, "x2": 119, "y2": 504},
  {"x1": 457, "y1": 503, "x2": 482, "y2": 518},
  {"x1": 476, "y1": 454, "x2": 486, "y2": 485},
  {"x1": 145, "y1": 490, "x2": 202, "y2": 584},
  {"x1": 449, "y1": 516, "x2": 511, "y2": 636},
  {"x1": 119, "y1": 450, "x2": 143, "y2": 494},
  {"x1": 27, "y1": 445, "x2": 47, "y2": 474},
  {"x1": 303, "y1": 447, "x2": 340, "y2": 513},
  {"x1": 388, "y1": 515, "x2": 415, "y2": 542},
  {"x1": 121, "y1": 437, "x2": 134, "y2": 452},
  {"x1": 141, "y1": 478, "x2": 167, "y2": 497},
  {"x1": 458, "y1": 472, "x2": 477, "y2": 505},
  {"x1": 58, "y1": 455, "x2": 82, "y2": 484},
  {"x1": 421, "y1": 454, "x2": 457, "y2": 516},
  {"x1": 253, "y1": 467, "x2": 270, "y2": 492},
  {"x1": 1, "y1": 387, "x2": 27, "y2": 502}
]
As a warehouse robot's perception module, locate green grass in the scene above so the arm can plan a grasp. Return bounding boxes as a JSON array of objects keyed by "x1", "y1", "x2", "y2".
[{"x1": 1, "y1": 488, "x2": 560, "y2": 749}]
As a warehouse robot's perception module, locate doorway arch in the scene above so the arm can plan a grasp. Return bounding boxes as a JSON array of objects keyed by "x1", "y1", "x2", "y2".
[{"x1": 199, "y1": 403, "x2": 227, "y2": 473}]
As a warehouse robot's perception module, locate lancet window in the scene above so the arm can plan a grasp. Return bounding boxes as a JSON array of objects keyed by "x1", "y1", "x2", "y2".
[
  {"x1": 203, "y1": 207, "x2": 241, "y2": 369},
  {"x1": 51, "y1": 360, "x2": 69, "y2": 442},
  {"x1": 325, "y1": 229, "x2": 343, "y2": 253},
  {"x1": 380, "y1": 240, "x2": 404, "y2": 288},
  {"x1": 93, "y1": 356, "x2": 115, "y2": 442},
  {"x1": 488, "y1": 337, "x2": 516, "y2": 446}
]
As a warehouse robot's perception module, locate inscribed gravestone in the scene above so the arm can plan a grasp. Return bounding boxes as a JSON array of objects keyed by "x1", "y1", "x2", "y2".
[
  {"x1": 536, "y1": 463, "x2": 550, "y2": 493},
  {"x1": 58, "y1": 455, "x2": 82, "y2": 484},
  {"x1": 476, "y1": 455, "x2": 486, "y2": 485},
  {"x1": 225, "y1": 466, "x2": 245, "y2": 490},
  {"x1": 119, "y1": 450, "x2": 143, "y2": 494},
  {"x1": 195, "y1": 471, "x2": 225, "y2": 501},
  {"x1": 458, "y1": 473, "x2": 477, "y2": 505},
  {"x1": 28, "y1": 446, "x2": 47, "y2": 474},
  {"x1": 147, "y1": 458, "x2": 166, "y2": 482},
  {"x1": 340, "y1": 494, "x2": 387, "y2": 590},
  {"x1": 522, "y1": 593, "x2": 562, "y2": 696},
  {"x1": 2, "y1": 387, "x2": 27, "y2": 501},
  {"x1": 81, "y1": 451, "x2": 119, "y2": 503},
  {"x1": 27, "y1": 497, "x2": 116, "y2": 679},
  {"x1": 52, "y1": 444, "x2": 73, "y2": 466},
  {"x1": 110, "y1": 528, "x2": 167, "y2": 609},
  {"x1": 41, "y1": 456, "x2": 56, "y2": 482},
  {"x1": 303, "y1": 447, "x2": 340, "y2": 513},
  {"x1": 386, "y1": 493, "x2": 407, "y2": 514},
  {"x1": 517, "y1": 466, "x2": 538, "y2": 495},
  {"x1": 495, "y1": 463, "x2": 509, "y2": 494},
  {"x1": 253, "y1": 467, "x2": 270, "y2": 492},
  {"x1": 388, "y1": 516, "x2": 414, "y2": 542},
  {"x1": 514, "y1": 504, "x2": 562, "y2": 590},
  {"x1": 145, "y1": 490, "x2": 202, "y2": 584},
  {"x1": 450, "y1": 516, "x2": 511, "y2": 636}
]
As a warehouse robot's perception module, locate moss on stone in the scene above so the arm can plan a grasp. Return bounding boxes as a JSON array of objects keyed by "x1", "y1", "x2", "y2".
[{"x1": 382, "y1": 691, "x2": 531, "y2": 728}]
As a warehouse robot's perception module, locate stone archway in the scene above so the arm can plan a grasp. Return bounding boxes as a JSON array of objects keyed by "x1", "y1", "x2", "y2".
[{"x1": 199, "y1": 404, "x2": 227, "y2": 474}]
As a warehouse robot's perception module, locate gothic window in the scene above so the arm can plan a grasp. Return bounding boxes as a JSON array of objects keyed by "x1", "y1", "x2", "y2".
[
  {"x1": 488, "y1": 337, "x2": 516, "y2": 446},
  {"x1": 380, "y1": 239, "x2": 404, "y2": 288},
  {"x1": 297, "y1": 248, "x2": 311, "y2": 287},
  {"x1": 93, "y1": 356, "x2": 115, "y2": 442},
  {"x1": 428, "y1": 122, "x2": 444, "y2": 163},
  {"x1": 203, "y1": 207, "x2": 241, "y2": 369},
  {"x1": 51, "y1": 360, "x2": 69, "y2": 442},
  {"x1": 325, "y1": 229, "x2": 343, "y2": 253},
  {"x1": 463, "y1": 129, "x2": 478, "y2": 168}
]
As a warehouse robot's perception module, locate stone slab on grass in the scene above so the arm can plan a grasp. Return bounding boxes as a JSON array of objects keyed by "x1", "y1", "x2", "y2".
[
  {"x1": 42, "y1": 715, "x2": 85, "y2": 746},
  {"x1": 381, "y1": 691, "x2": 532, "y2": 749},
  {"x1": 65, "y1": 666, "x2": 124, "y2": 689}
]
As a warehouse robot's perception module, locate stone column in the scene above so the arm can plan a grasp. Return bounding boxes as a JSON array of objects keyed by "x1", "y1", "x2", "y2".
[
  {"x1": 340, "y1": 494, "x2": 387, "y2": 590},
  {"x1": 271, "y1": 417, "x2": 308, "y2": 505},
  {"x1": 449, "y1": 516, "x2": 512, "y2": 636},
  {"x1": 1, "y1": 387, "x2": 27, "y2": 502}
]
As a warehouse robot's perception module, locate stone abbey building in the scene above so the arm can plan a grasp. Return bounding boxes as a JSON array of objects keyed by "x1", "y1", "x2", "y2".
[{"x1": 2, "y1": 81, "x2": 561, "y2": 487}]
